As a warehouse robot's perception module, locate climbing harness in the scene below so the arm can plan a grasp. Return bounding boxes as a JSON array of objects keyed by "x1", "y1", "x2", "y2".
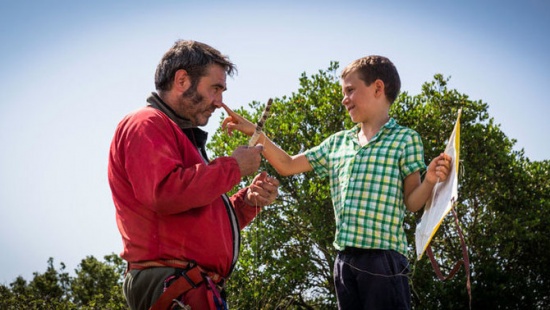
[{"x1": 128, "y1": 259, "x2": 226, "y2": 310}]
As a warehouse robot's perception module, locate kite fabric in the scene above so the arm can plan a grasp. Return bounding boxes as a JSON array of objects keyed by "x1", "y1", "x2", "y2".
[{"x1": 415, "y1": 109, "x2": 462, "y2": 260}]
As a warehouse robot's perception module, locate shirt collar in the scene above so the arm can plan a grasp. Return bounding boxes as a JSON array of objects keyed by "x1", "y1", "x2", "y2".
[
  {"x1": 146, "y1": 92, "x2": 195, "y2": 129},
  {"x1": 348, "y1": 118, "x2": 397, "y2": 142}
]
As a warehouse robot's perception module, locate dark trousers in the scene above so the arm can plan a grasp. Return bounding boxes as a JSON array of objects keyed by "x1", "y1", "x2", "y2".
[
  {"x1": 334, "y1": 248, "x2": 411, "y2": 310},
  {"x1": 123, "y1": 267, "x2": 175, "y2": 310}
]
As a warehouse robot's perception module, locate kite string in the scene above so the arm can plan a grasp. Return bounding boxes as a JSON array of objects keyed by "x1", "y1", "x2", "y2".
[
  {"x1": 249, "y1": 99, "x2": 272, "y2": 308},
  {"x1": 254, "y1": 196, "x2": 262, "y2": 309},
  {"x1": 342, "y1": 260, "x2": 412, "y2": 279}
]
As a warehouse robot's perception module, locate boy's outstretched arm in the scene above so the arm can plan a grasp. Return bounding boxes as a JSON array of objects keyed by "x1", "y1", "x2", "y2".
[
  {"x1": 221, "y1": 103, "x2": 312, "y2": 176},
  {"x1": 403, "y1": 153, "x2": 452, "y2": 212}
]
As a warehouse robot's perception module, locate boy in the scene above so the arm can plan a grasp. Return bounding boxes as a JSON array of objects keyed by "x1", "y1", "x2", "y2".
[{"x1": 222, "y1": 55, "x2": 450, "y2": 309}]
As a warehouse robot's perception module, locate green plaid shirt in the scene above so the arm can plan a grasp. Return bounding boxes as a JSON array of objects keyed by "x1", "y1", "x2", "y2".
[{"x1": 304, "y1": 118, "x2": 426, "y2": 255}]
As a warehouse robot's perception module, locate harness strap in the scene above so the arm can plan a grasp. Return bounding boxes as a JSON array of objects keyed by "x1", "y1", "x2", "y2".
[
  {"x1": 150, "y1": 266, "x2": 203, "y2": 310},
  {"x1": 128, "y1": 260, "x2": 225, "y2": 284},
  {"x1": 129, "y1": 259, "x2": 192, "y2": 270}
]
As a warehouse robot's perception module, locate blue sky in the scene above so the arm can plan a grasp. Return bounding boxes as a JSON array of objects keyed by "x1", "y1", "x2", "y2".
[{"x1": 0, "y1": 0, "x2": 548, "y2": 284}]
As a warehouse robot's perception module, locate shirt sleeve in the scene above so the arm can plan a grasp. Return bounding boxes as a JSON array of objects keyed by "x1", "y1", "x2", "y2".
[
  {"x1": 400, "y1": 130, "x2": 426, "y2": 179},
  {"x1": 230, "y1": 188, "x2": 263, "y2": 230},
  {"x1": 304, "y1": 136, "x2": 332, "y2": 178}
]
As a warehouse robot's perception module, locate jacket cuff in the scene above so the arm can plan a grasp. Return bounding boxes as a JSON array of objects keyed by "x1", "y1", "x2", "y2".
[{"x1": 231, "y1": 187, "x2": 253, "y2": 208}]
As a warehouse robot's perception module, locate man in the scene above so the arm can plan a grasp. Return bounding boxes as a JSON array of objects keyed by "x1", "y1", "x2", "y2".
[{"x1": 108, "y1": 40, "x2": 279, "y2": 310}]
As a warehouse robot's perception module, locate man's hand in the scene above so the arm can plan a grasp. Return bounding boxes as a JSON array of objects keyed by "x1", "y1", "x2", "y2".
[
  {"x1": 231, "y1": 145, "x2": 264, "y2": 176},
  {"x1": 245, "y1": 171, "x2": 280, "y2": 207}
]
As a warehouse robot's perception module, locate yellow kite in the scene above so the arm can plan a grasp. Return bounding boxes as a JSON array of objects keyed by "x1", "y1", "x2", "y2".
[{"x1": 415, "y1": 109, "x2": 462, "y2": 260}]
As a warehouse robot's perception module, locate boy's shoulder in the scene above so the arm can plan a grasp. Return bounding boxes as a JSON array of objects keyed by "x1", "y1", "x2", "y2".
[
  {"x1": 387, "y1": 119, "x2": 421, "y2": 135},
  {"x1": 325, "y1": 126, "x2": 358, "y2": 141}
]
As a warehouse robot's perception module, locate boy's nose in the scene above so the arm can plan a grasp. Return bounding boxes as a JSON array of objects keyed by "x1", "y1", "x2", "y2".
[{"x1": 341, "y1": 96, "x2": 349, "y2": 105}]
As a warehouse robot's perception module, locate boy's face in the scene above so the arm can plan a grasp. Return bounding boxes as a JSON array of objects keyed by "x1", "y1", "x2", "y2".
[{"x1": 341, "y1": 71, "x2": 379, "y2": 123}]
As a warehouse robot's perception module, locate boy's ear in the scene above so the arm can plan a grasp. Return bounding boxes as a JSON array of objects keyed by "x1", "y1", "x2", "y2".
[
  {"x1": 374, "y1": 79, "x2": 385, "y2": 97},
  {"x1": 173, "y1": 69, "x2": 192, "y2": 93}
]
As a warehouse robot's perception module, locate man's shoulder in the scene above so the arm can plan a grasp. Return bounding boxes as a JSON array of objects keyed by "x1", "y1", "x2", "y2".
[
  {"x1": 115, "y1": 107, "x2": 174, "y2": 135},
  {"x1": 120, "y1": 106, "x2": 170, "y2": 125},
  {"x1": 127, "y1": 106, "x2": 163, "y2": 118}
]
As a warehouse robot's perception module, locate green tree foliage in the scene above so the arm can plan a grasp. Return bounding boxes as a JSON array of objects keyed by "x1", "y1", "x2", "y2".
[
  {"x1": 70, "y1": 254, "x2": 126, "y2": 308},
  {"x1": 0, "y1": 254, "x2": 126, "y2": 309},
  {"x1": 209, "y1": 64, "x2": 550, "y2": 309},
  {"x1": 1, "y1": 64, "x2": 548, "y2": 309}
]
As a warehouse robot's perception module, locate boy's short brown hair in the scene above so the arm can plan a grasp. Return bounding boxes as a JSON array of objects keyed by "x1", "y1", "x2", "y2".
[{"x1": 341, "y1": 56, "x2": 401, "y2": 104}]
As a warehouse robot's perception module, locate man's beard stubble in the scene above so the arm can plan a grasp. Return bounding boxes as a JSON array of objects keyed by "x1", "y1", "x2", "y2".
[
  {"x1": 180, "y1": 84, "x2": 211, "y2": 126},
  {"x1": 182, "y1": 83, "x2": 204, "y2": 105}
]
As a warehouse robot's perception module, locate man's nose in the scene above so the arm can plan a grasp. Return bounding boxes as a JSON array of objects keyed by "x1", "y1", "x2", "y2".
[{"x1": 212, "y1": 92, "x2": 224, "y2": 107}]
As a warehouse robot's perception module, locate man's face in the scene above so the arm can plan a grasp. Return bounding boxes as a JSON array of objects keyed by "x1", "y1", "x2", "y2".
[{"x1": 176, "y1": 64, "x2": 227, "y2": 127}]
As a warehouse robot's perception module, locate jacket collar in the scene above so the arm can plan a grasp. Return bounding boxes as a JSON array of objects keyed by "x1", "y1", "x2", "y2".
[{"x1": 146, "y1": 92, "x2": 209, "y2": 152}]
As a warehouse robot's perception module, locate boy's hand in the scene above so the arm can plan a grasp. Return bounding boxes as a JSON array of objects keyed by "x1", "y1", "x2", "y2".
[
  {"x1": 426, "y1": 153, "x2": 452, "y2": 185},
  {"x1": 222, "y1": 103, "x2": 257, "y2": 136}
]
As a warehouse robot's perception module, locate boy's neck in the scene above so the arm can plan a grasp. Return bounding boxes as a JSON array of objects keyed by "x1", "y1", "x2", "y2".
[{"x1": 358, "y1": 114, "x2": 390, "y2": 145}]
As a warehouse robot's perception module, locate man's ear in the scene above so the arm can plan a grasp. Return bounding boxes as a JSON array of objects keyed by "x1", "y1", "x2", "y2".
[{"x1": 173, "y1": 69, "x2": 192, "y2": 93}]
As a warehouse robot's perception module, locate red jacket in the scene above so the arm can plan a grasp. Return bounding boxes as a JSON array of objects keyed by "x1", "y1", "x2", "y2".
[{"x1": 108, "y1": 104, "x2": 259, "y2": 277}]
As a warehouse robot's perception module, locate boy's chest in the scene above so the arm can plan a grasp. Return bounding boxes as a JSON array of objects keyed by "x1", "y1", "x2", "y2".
[{"x1": 328, "y1": 138, "x2": 403, "y2": 171}]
